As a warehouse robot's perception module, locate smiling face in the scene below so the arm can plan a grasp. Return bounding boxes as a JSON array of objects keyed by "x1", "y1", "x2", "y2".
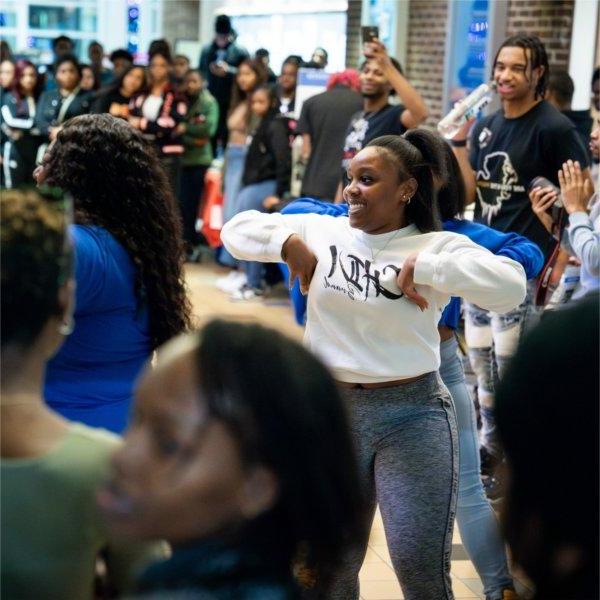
[
  {"x1": 344, "y1": 146, "x2": 415, "y2": 234},
  {"x1": 493, "y1": 46, "x2": 543, "y2": 102},
  {"x1": 97, "y1": 335, "x2": 276, "y2": 543},
  {"x1": 359, "y1": 59, "x2": 390, "y2": 99}
]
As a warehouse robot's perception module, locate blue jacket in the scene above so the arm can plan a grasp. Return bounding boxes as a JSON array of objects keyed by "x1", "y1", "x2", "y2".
[{"x1": 279, "y1": 199, "x2": 544, "y2": 327}]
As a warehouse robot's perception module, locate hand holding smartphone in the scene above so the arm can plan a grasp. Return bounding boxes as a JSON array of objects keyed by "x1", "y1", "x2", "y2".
[{"x1": 361, "y1": 26, "x2": 379, "y2": 44}]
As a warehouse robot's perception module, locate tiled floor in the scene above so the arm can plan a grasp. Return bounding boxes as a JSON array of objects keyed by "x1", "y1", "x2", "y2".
[
  {"x1": 359, "y1": 508, "x2": 484, "y2": 599},
  {"x1": 185, "y1": 262, "x2": 489, "y2": 600}
]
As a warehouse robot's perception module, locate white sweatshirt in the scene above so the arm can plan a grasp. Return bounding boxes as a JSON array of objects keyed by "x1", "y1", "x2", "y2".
[{"x1": 222, "y1": 211, "x2": 526, "y2": 383}]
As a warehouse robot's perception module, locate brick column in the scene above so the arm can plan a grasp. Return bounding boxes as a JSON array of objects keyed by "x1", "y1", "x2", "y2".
[
  {"x1": 506, "y1": 0, "x2": 575, "y2": 71},
  {"x1": 162, "y1": 0, "x2": 200, "y2": 50},
  {"x1": 406, "y1": 1, "x2": 449, "y2": 128},
  {"x1": 345, "y1": 0, "x2": 363, "y2": 69}
]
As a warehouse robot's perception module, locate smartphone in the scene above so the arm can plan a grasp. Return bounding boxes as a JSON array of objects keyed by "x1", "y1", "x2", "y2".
[{"x1": 361, "y1": 26, "x2": 379, "y2": 44}]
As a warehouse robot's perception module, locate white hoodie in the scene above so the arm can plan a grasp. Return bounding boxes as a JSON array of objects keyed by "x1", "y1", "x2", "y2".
[{"x1": 222, "y1": 211, "x2": 526, "y2": 383}]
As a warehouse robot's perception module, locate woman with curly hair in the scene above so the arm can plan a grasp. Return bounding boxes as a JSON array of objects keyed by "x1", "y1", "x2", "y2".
[{"x1": 37, "y1": 113, "x2": 191, "y2": 434}]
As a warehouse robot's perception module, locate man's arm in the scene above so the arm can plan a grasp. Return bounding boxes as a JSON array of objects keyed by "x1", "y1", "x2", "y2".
[
  {"x1": 450, "y1": 118, "x2": 478, "y2": 205},
  {"x1": 365, "y1": 40, "x2": 428, "y2": 128},
  {"x1": 301, "y1": 133, "x2": 312, "y2": 162}
]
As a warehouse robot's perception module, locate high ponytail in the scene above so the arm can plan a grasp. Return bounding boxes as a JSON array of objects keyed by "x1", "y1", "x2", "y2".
[
  {"x1": 437, "y1": 140, "x2": 467, "y2": 221},
  {"x1": 366, "y1": 129, "x2": 447, "y2": 232}
]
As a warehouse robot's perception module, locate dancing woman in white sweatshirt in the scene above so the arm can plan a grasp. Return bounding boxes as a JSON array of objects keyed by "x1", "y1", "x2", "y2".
[{"x1": 221, "y1": 130, "x2": 526, "y2": 600}]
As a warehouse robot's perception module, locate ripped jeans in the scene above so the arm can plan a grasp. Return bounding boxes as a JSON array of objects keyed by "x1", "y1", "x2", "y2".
[{"x1": 464, "y1": 282, "x2": 538, "y2": 457}]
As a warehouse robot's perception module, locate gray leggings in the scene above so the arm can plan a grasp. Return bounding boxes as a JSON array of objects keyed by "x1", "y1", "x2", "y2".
[{"x1": 321, "y1": 372, "x2": 458, "y2": 600}]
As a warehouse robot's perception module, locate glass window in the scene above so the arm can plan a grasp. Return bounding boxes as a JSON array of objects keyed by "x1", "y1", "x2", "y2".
[
  {"x1": 27, "y1": 36, "x2": 85, "y2": 63},
  {"x1": 29, "y1": 5, "x2": 97, "y2": 32},
  {"x1": 232, "y1": 12, "x2": 347, "y2": 73},
  {"x1": 0, "y1": 8, "x2": 16, "y2": 27}
]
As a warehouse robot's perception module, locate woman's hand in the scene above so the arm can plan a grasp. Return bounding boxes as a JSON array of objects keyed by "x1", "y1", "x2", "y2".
[
  {"x1": 558, "y1": 160, "x2": 594, "y2": 215},
  {"x1": 528, "y1": 186, "x2": 557, "y2": 233},
  {"x1": 262, "y1": 195, "x2": 281, "y2": 211},
  {"x1": 281, "y1": 234, "x2": 317, "y2": 295},
  {"x1": 396, "y1": 253, "x2": 429, "y2": 311}
]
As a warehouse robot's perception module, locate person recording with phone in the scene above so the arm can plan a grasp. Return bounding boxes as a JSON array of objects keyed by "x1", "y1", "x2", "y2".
[
  {"x1": 335, "y1": 30, "x2": 428, "y2": 202},
  {"x1": 199, "y1": 14, "x2": 249, "y2": 155}
]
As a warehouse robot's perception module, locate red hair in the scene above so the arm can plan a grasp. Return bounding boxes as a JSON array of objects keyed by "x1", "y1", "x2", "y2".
[
  {"x1": 10, "y1": 59, "x2": 44, "y2": 103},
  {"x1": 327, "y1": 69, "x2": 360, "y2": 92}
]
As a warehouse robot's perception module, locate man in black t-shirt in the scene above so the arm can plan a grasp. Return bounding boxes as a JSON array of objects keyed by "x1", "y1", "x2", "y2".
[
  {"x1": 451, "y1": 35, "x2": 590, "y2": 484},
  {"x1": 334, "y1": 39, "x2": 429, "y2": 200},
  {"x1": 296, "y1": 80, "x2": 363, "y2": 201}
]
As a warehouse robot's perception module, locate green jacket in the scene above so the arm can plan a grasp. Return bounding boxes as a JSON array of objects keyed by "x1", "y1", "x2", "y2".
[{"x1": 181, "y1": 90, "x2": 219, "y2": 167}]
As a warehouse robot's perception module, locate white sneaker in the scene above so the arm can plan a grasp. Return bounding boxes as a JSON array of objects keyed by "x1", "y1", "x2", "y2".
[
  {"x1": 229, "y1": 284, "x2": 265, "y2": 302},
  {"x1": 216, "y1": 270, "x2": 247, "y2": 293}
]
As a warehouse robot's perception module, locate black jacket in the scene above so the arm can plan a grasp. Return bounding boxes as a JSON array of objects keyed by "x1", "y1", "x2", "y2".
[
  {"x1": 242, "y1": 114, "x2": 291, "y2": 198},
  {"x1": 34, "y1": 88, "x2": 92, "y2": 138}
]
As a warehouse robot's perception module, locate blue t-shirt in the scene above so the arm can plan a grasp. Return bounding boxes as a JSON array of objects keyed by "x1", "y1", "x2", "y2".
[
  {"x1": 44, "y1": 225, "x2": 151, "y2": 433},
  {"x1": 279, "y1": 199, "x2": 544, "y2": 328}
]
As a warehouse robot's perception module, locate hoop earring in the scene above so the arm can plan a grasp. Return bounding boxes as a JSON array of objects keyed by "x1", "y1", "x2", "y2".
[{"x1": 58, "y1": 316, "x2": 74, "y2": 336}]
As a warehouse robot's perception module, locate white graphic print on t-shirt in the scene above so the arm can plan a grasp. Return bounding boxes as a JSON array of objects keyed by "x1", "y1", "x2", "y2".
[{"x1": 476, "y1": 151, "x2": 524, "y2": 224}]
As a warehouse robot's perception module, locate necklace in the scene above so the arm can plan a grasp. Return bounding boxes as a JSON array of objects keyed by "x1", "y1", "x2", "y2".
[{"x1": 367, "y1": 228, "x2": 402, "y2": 263}]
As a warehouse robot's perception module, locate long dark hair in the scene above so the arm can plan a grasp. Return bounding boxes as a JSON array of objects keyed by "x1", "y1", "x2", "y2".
[
  {"x1": 44, "y1": 114, "x2": 191, "y2": 348},
  {"x1": 366, "y1": 129, "x2": 447, "y2": 232},
  {"x1": 493, "y1": 35, "x2": 549, "y2": 100},
  {"x1": 10, "y1": 59, "x2": 44, "y2": 105},
  {"x1": 196, "y1": 319, "x2": 366, "y2": 583},
  {"x1": 105, "y1": 64, "x2": 147, "y2": 99},
  {"x1": 437, "y1": 140, "x2": 467, "y2": 221},
  {"x1": 229, "y1": 58, "x2": 268, "y2": 114},
  {"x1": 496, "y1": 297, "x2": 599, "y2": 599}
]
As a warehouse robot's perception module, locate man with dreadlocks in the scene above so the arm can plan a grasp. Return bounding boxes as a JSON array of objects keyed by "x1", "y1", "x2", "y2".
[{"x1": 450, "y1": 35, "x2": 591, "y2": 503}]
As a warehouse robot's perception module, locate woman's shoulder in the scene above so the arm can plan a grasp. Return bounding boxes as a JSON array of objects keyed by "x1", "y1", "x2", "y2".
[
  {"x1": 416, "y1": 228, "x2": 477, "y2": 250},
  {"x1": 71, "y1": 224, "x2": 134, "y2": 276}
]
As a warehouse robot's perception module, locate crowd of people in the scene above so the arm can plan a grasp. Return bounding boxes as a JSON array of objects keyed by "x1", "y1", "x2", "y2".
[{"x1": 1, "y1": 12, "x2": 599, "y2": 600}]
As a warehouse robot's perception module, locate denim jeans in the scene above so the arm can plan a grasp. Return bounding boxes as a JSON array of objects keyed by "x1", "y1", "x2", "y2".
[
  {"x1": 220, "y1": 144, "x2": 248, "y2": 268},
  {"x1": 236, "y1": 179, "x2": 278, "y2": 289},
  {"x1": 320, "y1": 373, "x2": 458, "y2": 600},
  {"x1": 440, "y1": 337, "x2": 512, "y2": 600},
  {"x1": 464, "y1": 281, "x2": 538, "y2": 456}
]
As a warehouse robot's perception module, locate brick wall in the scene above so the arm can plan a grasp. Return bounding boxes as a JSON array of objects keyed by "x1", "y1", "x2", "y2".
[
  {"x1": 163, "y1": 0, "x2": 200, "y2": 50},
  {"x1": 345, "y1": 0, "x2": 363, "y2": 68},
  {"x1": 506, "y1": 0, "x2": 575, "y2": 71},
  {"x1": 406, "y1": 1, "x2": 449, "y2": 128}
]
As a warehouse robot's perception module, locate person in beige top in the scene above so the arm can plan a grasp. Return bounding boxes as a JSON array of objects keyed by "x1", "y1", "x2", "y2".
[{"x1": 216, "y1": 57, "x2": 269, "y2": 292}]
